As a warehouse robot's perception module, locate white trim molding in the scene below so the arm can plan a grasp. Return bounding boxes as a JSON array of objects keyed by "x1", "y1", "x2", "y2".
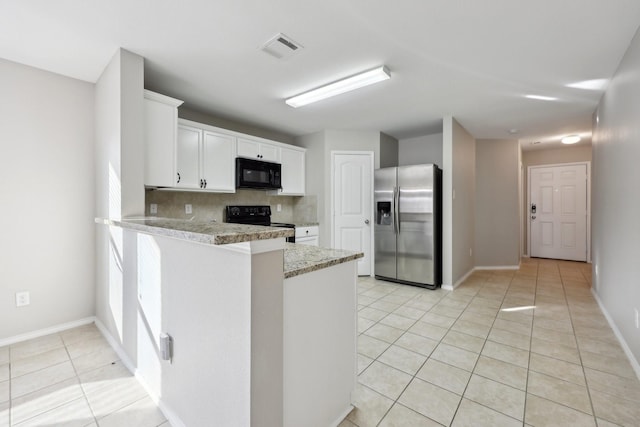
[
  {"x1": 94, "y1": 318, "x2": 187, "y2": 427},
  {"x1": 591, "y1": 289, "x2": 640, "y2": 381},
  {"x1": 475, "y1": 265, "x2": 520, "y2": 271},
  {"x1": 442, "y1": 264, "x2": 521, "y2": 291},
  {"x1": 0, "y1": 317, "x2": 95, "y2": 347}
]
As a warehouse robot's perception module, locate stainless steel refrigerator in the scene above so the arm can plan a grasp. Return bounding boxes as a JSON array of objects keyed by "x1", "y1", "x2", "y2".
[{"x1": 374, "y1": 164, "x2": 442, "y2": 289}]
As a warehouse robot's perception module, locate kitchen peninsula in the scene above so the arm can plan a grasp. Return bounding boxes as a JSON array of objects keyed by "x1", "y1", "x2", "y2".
[{"x1": 96, "y1": 217, "x2": 361, "y2": 427}]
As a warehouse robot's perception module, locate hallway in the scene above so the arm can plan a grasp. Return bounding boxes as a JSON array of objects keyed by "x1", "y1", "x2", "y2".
[{"x1": 345, "y1": 258, "x2": 639, "y2": 426}]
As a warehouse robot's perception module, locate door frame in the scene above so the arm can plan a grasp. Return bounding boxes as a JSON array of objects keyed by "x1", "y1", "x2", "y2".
[
  {"x1": 527, "y1": 161, "x2": 591, "y2": 262},
  {"x1": 330, "y1": 150, "x2": 375, "y2": 276}
]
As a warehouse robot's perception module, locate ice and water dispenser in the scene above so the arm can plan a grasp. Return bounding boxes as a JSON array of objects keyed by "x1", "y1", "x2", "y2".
[{"x1": 377, "y1": 201, "x2": 392, "y2": 226}]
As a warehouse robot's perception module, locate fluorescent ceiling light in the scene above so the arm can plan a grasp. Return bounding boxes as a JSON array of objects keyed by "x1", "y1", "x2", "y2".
[
  {"x1": 286, "y1": 66, "x2": 390, "y2": 108},
  {"x1": 561, "y1": 135, "x2": 581, "y2": 144},
  {"x1": 525, "y1": 94, "x2": 558, "y2": 101},
  {"x1": 566, "y1": 79, "x2": 608, "y2": 91}
]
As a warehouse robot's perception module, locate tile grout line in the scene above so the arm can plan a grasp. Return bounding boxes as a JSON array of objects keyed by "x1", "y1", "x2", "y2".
[
  {"x1": 370, "y1": 284, "x2": 452, "y2": 426},
  {"x1": 522, "y1": 260, "x2": 541, "y2": 426},
  {"x1": 63, "y1": 335, "x2": 99, "y2": 426},
  {"x1": 449, "y1": 269, "x2": 529, "y2": 425},
  {"x1": 561, "y1": 267, "x2": 600, "y2": 426}
]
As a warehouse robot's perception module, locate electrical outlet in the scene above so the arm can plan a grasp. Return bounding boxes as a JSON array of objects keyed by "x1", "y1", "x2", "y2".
[
  {"x1": 469, "y1": 248, "x2": 473, "y2": 257},
  {"x1": 277, "y1": 204, "x2": 282, "y2": 212},
  {"x1": 185, "y1": 204, "x2": 192, "y2": 214},
  {"x1": 16, "y1": 291, "x2": 30, "y2": 307},
  {"x1": 150, "y1": 204, "x2": 158, "y2": 215}
]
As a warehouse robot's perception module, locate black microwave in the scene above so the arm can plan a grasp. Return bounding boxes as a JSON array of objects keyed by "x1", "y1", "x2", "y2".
[{"x1": 236, "y1": 157, "x2": 282, "y2": 190}]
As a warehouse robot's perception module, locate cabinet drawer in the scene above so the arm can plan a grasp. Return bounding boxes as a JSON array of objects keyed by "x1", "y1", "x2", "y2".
[{"x1": 295, "y1": 226, "x2": 319, "y2": 238}]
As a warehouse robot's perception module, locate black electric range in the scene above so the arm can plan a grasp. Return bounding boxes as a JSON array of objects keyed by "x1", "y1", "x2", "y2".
[{"x1": 225, "y1": 205, "x2": 296, "y2": 243}]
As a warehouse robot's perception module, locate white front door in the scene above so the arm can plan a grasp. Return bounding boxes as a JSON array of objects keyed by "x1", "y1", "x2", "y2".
[
  {"x1": 332, "y1": 152, "x2": 373, "y2": 276},
  {"x1": 530, "y1": 163, "x2": 588, "y2": 261}
]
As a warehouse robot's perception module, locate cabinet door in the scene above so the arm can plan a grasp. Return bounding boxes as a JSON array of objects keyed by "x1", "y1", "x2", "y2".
[
  {"x1": 202, "y1": 131, "x2": 236, "y2": 192},
  {"x1": 279, "y1": 147, "x2": 305, "y2": 195},
  {"x1": 259, "y1": 143, "x2": 280, "y2": 163},
  {"x1": 176, "y1": 125, "x2": 201, "y2": 188},
  {"x1": 236, "y1": 138, "x2": 260, "y2": 159},
  {"x1": 144, "y1": 96, "x2": 182, "y2": 187}
]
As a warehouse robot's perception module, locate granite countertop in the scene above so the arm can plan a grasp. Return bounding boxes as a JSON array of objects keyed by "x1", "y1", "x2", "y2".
[
  {"x1": 284, "y1": 243, "x2": 363, "y2": 279},
  {"x1": 292, "y1": 222, "x2": 319, "y2": 227},
  {"x1": 96, "y1": 217, "x2": 294, "y2": 245}
]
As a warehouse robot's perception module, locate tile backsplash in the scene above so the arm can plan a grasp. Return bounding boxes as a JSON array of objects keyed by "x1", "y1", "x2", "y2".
[{"x1": 145, "y1": 189, "x2": 318, "y2": 224}]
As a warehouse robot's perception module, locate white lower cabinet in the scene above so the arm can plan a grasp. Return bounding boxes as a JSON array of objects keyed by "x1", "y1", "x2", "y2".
[
  {"x1": 295, "y1": 226, "x2": 319, "y2": 246},
  {"x1": 176, "y1": 122, "x2": 236, "y2": 192}
]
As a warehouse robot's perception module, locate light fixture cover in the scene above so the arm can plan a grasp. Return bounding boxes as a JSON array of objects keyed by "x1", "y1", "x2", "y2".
[
  {"x1": 286, "y1": 66, "x2": 390, "y2": 108},
  {"x1": 525, "y1": 94, "x2": 558, "y2": 101},
  {"x1": 561, "y1": 135, "x2": 581, "y2": 144}
]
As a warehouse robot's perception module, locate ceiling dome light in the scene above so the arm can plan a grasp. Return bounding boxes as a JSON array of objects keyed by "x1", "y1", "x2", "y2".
[{"x1": 561, "y1": 135, "x2": 581, "y2": 144}]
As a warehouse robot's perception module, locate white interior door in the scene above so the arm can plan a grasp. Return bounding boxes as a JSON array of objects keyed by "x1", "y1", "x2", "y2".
[
  {"x1": 530, "y1": 164, "x2": 588, "y2": 261},
  {"x1": 332, "y1": 152, "x2": 373, "y2": 276}
]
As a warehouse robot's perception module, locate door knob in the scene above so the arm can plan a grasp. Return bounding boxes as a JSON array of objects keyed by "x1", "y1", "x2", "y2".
[
  {"x1": 365, "y1": 219, "x2": 370, "y2": 224},
  {"x1": 531, "y1": 215, "x2": 536, "y2": 220}
]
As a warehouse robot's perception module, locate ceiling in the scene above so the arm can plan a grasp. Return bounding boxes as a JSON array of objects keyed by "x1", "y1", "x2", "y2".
[{"x1": 2, "y1": 1, "x2": 640, "y2": 151}]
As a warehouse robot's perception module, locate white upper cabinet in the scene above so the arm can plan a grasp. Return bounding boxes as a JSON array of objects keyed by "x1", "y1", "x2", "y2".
[
  {"x1": 144, "y1": 90, "x2": 183, "y2": 187},
  {"x1": 176, "y1": 120, "x2": 236, "y2": 193},
  {"x1": 144, "y1": 91, "x2": 304, "y2": 194},
  {"x1": 278, "y1": 146, "x2": 306, "y2": 196},
  {"x1": 176, "y1": 124, "x2": 202, "y2": 189},
  {"x1": 202, "y1": 131, "x2": 236, "y2": 192},
  {"x1": 237, "y1": 137, "x2": 280, "y2": 163}
]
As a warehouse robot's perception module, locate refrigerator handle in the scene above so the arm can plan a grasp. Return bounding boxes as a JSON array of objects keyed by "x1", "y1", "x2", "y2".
[
  {"x1": 396, "y1": 186, "x2": 401, "y2": 234},
  {"x1": 392, "y1": 187, "x2": 397, "y2": 234}
]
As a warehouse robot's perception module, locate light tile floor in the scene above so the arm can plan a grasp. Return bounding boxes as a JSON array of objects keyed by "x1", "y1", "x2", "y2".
[
  {"x1": 2, "y1": 258, "x2": 639, "y2": 426},
  {"x1": 0, "y1": 323, "x2": 167, "y2": 427},
  {"x1": 342, "y1": 258, "x2": 640, "y2": 427}
]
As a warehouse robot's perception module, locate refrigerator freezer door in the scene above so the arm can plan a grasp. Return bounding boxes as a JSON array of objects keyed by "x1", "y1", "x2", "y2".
[
  {"x1": 374, "y1": 167, "x2": 397, "y2": 280},
  {"x1": 397, "y1": 165, "x2": 435, "y2": 285}
]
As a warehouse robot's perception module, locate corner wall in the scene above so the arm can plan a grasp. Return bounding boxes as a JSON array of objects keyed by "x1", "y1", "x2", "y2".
[
  {"x1": 475, "y1": 139, "x2": 520, "y2": 267},
  {"x1": 398, "y1": 133, "x2": 443, "y2": 167},
  {"x1": 592, "y1": 26, "x2": 640, "y2": 370},
  {"x1": 0, "y1": 58, "x2": 95, "y2": 340},
  {"x1": 94, "y1": 49, "x2": 145, "y2": 358},
  {"x1": 442, "y1": 117, "x2": 476, "y2": 287}
]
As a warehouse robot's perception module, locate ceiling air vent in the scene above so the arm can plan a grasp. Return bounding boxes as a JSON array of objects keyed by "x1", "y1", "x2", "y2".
[{"x1": 261, "y1": 33, "x2": 303, "y2": 60}]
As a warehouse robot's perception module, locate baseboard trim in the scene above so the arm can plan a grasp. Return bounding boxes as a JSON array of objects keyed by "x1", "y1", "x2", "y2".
[
  {"x1": 475, "y1": 265, "x2": 520, "y2": 270},
  {"x1": 331, "y1": 404, "x2": 354, "y2": 427},
  {"x1": 94, "y1": 318, "x2": 186, "y2": 427},
  {"x1": 443, "y1": 267, "x2": 476, "y2": 291},
  {"x1": 591, "y1": 289, "x2": 640, "y2": 381},
  {"x1": 442, "y1": 263, "x2": 522, "y2": 291},
  {"x1": 0, "y1": 317, "x2": 96, "y2": 347}
]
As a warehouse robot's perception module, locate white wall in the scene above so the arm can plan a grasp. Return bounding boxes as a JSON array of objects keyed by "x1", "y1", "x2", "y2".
[
  {"x1": 379, "y1": 132, "x2": 399, "y2": 168},
  {"x1": 94, "y1": 49, "x2": 145, "y2": 357},
  {"x1": 592, "y1": 26, "x2": 640, "y2": 369},
  {"x1": 443, "y1": 117, "x2": 476, "y2": 288},
  {"x1": 475, "y1": 139, "x2": 520, "y2": 267},
  {"x1": 398, "y1": 133, "x2": 443, "y2": 167},
  {"x1": 0, "y1": 58, "x2": 95, "y2": 340}
]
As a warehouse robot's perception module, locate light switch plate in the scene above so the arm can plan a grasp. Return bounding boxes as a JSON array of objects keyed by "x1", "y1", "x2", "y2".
[
  {"x1": 185, "y1": 204, "x2": 192, "y2": 214},
  {"x1": 150, "y1": 204, "x2": 158, "y2": 215}
]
